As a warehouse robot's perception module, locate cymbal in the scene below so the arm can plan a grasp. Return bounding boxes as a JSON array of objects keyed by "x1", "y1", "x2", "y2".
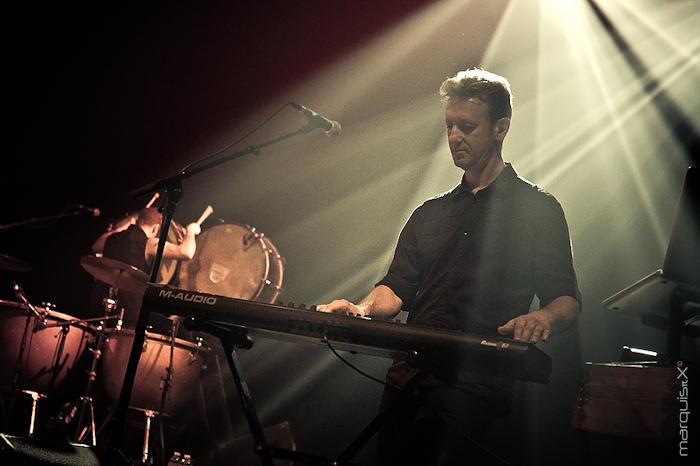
[
  {"x1": 0, "y1": 253, "x2": 31, "y2": 272},
  {"x1": 80, "y1": 255, "x2": 148, "y2": 293}
]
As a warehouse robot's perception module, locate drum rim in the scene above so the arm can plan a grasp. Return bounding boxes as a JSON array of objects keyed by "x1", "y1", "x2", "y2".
[
  {"x1": 0, "y1": 299, "x2": 84, "y2": 324},
  {"x1": 105, "y1": 326, "x2": 209, "y2": 350}
]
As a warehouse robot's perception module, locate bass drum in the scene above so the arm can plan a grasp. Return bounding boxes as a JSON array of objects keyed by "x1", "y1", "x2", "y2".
[{"x1": 178, "y1": 222, "x2": 284, "y2": 303}]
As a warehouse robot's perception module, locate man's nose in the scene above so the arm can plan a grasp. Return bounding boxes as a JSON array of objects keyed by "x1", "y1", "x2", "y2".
[{"x1": 448, "y1": 126, "x2": 463, "y2": 141}]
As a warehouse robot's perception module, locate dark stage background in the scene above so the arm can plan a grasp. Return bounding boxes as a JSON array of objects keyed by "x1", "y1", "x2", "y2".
[{"x1": 2, "y1": 1, "x2": 699, "y2": 465}]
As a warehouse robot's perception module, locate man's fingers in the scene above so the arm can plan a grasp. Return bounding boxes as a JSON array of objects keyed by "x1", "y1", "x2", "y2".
[
  {"x1": 499, "y1": 315, "x2": 551, "y2": 343},
  {"x1": 541, "y1": 328, "x2": 551, "y2": 342},
  {"x1": 316, "y1": 299, "x2": 355, "y2": 315},
  {"x1": 497, "y1": 320, "x2": 514, "y2": 335}
]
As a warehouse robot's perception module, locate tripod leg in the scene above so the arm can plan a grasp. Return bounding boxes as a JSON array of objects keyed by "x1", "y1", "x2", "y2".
[
  {"x1": 141, "y1": 410, "x2": 156, "y2": 464},
  {"x1": 222, "y1": 340, "x2": 274, "y2": 466},
  {"x1": 21, "y1": 390, "x2": 46, "y2": 438},
  {"x1": 76, "y1": 397, "x2": 97, "y2": 446},
  {"x1": 335, "y1": 369, "x2": 430, "y2": 465},
  {"x1": 90, "y1": 398, "x2": 96, "y2": 446}
]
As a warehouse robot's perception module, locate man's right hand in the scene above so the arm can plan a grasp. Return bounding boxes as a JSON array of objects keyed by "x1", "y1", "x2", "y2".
[{"x1": 185, "y1": 222, "x2": 201, "y2": 236}]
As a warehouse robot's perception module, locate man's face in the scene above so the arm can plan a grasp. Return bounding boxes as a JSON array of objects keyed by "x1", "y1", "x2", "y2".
[{"x1": 445, "y1": 97, "x2": 504, "y2": 172}]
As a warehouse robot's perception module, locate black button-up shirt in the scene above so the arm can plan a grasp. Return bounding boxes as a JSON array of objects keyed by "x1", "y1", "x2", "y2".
[{"x1": 377, "y1": 163, "x2": 581, "y2": 336}]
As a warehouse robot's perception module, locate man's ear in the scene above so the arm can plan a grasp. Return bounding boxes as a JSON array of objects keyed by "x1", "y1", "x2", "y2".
[{"x1": 493, "y1": 117, "x2": 510, "y2": 141}]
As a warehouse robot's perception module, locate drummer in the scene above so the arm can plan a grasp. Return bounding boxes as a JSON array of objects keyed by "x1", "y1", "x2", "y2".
[
  {"x1": 42, "y1": 208, "x2": 202, "y2": 443},
  {"x1": 92, "y1": 207, "x2": 198, "y2": 264},
  {"x1": 89, "y1": 207, "x2": 201, "y2": 329}
]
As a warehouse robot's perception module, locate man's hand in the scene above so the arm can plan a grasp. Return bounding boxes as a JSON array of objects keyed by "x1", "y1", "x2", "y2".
[
  {"x1": 185, "y1": 222, "x2": 201, "y2": 236},
  {"x1": 316, "y1": 299, "x2": 367, "y2": 318},
  {"x1": 497, "y1": 310, "x2": 553, "y2": 343},
  {"x1": 497, "y1": 296, "x2": 579, "y2": 343},
  {"x1": 316, "y1": 286, "x2": 403, "y2": 320}
]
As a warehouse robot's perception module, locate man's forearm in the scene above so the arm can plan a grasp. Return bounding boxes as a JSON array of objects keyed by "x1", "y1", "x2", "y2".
[
  {"x1": 358, "y1": 285, "x2": 403, "y2": 320},
  {"x1": 538, "y1": 295, "x2": 579, "y2": 335}
]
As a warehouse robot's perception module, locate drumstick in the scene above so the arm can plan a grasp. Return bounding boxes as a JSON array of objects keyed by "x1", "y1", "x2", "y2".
[
  {"x1": 145, "y1": 192, "x2": 160, "y2": 208},
  {"x1": 196, "y1": 205, "x2": 214, "y2": 226}
]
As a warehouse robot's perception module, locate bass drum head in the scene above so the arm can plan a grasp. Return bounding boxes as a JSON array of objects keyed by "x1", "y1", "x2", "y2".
[{"x1": 178, "y1": 222, "x2": 284, "y2": 303}]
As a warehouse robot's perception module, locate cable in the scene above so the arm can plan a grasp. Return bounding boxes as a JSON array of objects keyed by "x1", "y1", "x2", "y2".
[
  {"x1": 323, "y1": 338, "x2": 390, "y2": 388},
  {"x1": 178, "y1": 102, "x2": 295, "y2": 174},
  {"x1": 25, "y1": 204, "x2": 81, "y2": 230},
  {"x1": 324, "y1": 337, "x2": 513, "y2": 465}
]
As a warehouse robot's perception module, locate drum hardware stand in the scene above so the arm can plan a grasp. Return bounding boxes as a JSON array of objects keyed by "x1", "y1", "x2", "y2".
[
  {"x1": 133, "y1": 318, "x2": 179, "y2": 465},
  {"x1": 70, "y1": 288, "x2": 124, "y2": 445},
  {"x1": 101, "y1": 286, "x2": 124, "y2": 331},
  {"x1": 6, "y1": 282, "x2": 50, "y2": 437},
  {"x1": 70, "y1": 331, "x2": 106, "y2": 446},
  {"x1": 131, "y1": 408, "x2": 158, "y2": 465},
  {"x1": 158, "y1": 319, "x2": 180, "y2": 418},
  {"x1": 47, "y1": 290, "x2": 121, "y2": 445},
  {"x1": 20, "y1": 390, "x2": 46, "y2": 437},
  {"x1": 111, "y1": 109, "x2": 327, "y2": 465},
  {"x1": 119, "y1": 407, "x2": 169, "y2": 466},
  {"x1": 11, "y1": 281, "x2": 47, "y2": 389}
]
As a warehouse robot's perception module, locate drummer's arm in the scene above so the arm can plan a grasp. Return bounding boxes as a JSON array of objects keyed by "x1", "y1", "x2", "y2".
[
  {"x1": 146, "y1": 223, "x2": 201, "y2": 260},
  {"x1": 91, "y1": 218, "x2": 136, "y2": 254},
  {"x1": 91, "y1": 231, "x2": 112, "y2": 254}
]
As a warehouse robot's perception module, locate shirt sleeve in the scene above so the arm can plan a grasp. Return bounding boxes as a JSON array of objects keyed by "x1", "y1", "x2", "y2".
[
  {"x1": 375, "y1": 208, "x2": 426, "y2": 309},
  {"x1": 533, "y1": 195, "x2": 582, "y2": 310}
]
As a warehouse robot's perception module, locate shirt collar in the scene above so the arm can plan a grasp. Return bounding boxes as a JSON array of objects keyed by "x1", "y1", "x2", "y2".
[{"x1": 450, "y1": 162, "x2": 518, "y2": 201}]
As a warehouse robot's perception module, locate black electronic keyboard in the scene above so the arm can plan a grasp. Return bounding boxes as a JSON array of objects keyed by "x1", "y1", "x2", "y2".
[{"x1": 142, "y1": 284, "x2": 552, "y2": 383}]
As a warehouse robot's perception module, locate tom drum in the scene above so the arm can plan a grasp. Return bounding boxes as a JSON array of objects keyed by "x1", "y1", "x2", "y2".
[
  {"x1": 100, "y1": 328, "x2": 209, "y2": 417},
  {"x1": 0, "y1": 300, "x2": 93, "y2": 394}
]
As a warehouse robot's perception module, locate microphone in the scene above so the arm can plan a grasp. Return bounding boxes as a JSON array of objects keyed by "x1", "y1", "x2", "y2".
[
  {"x1": 76, "y1": 204, "x2": 101, "y2": 217},
  {"x1": 12, "y1": 281, "x2": 44, "y2": 319},
  {"x1": 291, "y1": 102, "x2": 342, "y2": 136}
]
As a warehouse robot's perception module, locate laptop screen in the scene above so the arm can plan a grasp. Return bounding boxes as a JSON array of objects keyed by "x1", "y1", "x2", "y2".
[{"x1": 663, "y1": 166, "x2": 699, "y2": 287}]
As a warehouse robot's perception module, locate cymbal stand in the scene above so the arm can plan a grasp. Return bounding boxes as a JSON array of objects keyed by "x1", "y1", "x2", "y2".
[
  {"x1": 67, "y1": 287, "x2": 121, "y2": 446},
  {"x1": 158, "y1": 319, "x2": 179, "y2": 418}
]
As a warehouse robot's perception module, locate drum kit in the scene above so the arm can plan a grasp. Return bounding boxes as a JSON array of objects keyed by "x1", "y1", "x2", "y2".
[{"x1": 0, "y1": 205, "x2": 285, "y2": 464}]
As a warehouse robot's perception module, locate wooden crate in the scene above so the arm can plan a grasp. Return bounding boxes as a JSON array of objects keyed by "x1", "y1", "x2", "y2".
[{"x1": 571, "y1": 362, "x2": 679, "y2": 441}]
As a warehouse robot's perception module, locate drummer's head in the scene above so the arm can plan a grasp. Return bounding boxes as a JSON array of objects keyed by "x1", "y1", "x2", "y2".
[{"x1": 136, "y1": 207, "x2": 163, "y2": 238}]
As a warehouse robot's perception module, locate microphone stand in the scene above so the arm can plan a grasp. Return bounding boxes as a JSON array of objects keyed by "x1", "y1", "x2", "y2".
[
  {"x1": 108, "y1": 123, "x2": 321, "y2": 464},
  {"x1": 0, "y1": 207, "x2": 90, "y2": 232}
]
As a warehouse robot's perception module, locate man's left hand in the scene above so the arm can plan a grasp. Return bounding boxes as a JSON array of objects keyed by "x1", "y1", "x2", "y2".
[{"x1": 497, "y1": 310, "x2": 553, "y2": 343}]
